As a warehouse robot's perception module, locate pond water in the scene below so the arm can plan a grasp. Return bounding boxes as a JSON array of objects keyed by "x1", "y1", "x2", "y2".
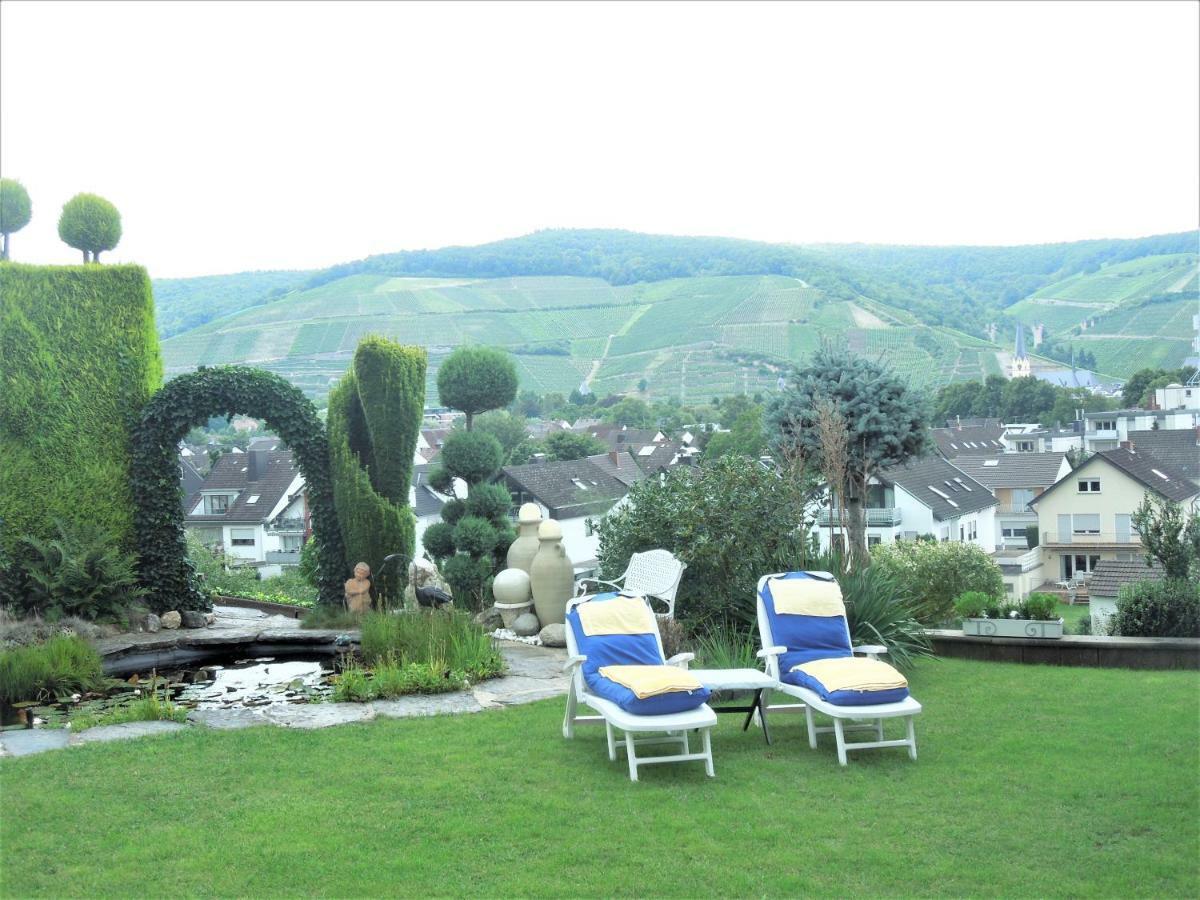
[{"x1": 1, "y1": 654, "x2": 341, "y2": 730}]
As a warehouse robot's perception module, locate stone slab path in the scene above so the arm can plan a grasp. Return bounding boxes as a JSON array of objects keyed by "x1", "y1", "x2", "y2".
[{"x1": 1, "y1": 635, "x2": 569, "y2": 757}]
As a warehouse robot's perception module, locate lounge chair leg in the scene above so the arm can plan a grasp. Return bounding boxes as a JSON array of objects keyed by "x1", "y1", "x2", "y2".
[
  {"x1": 606, "y1": 721, "x2": 616, "y2": 761},
  {"x1": 876, "y1": 718, "x2": 884, "y2": 741},
  {"x1": 563, "y1": 685, "x2": 577, "y2": 739},
  {"x1": 834, "y1": 717, "x2": 848, "y2": 766},
  {"x1": 625, "y1": 732, "x2": 638, "y2": 781},
  {"x1": 906, "y1": 716, "x2": 917, "y2": 761},
  {"x1": 702, "y1": 727, "x2": 714, "y2": 777},
  {"x1": 805, "y1": 705, "x2": 818, "y2": 749},
  {"x1": 683, "y1": 730, "x2": 690, "y2": 755}
]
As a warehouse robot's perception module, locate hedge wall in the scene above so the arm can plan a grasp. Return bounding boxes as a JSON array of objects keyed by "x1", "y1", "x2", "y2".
[
  {"x1": 328, "y1": 338, "x2": 426, "y2": 606},
  {"x1": 0, "y1": 263, "x2": 162, "y2": 554}
]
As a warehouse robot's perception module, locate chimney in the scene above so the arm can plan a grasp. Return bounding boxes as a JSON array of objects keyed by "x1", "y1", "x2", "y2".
[
  {"x1": 532, "y1": 452, "x2": 547, "y2": 465},
  {"x1": 1119, "y1": 440, "x2": 1133, "y2": 451},
  {"x1": 616, "y1": 433, "x2": 626, "y2": 446},
  {"x1": 248, "y1": 449, "x2": 268, "y2": 482},
  {"x1": 609, "y1": 450, "x2": 620, "y2": 468}
]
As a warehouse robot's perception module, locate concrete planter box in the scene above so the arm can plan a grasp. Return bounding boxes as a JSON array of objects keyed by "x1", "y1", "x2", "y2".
[{"x1": 962, "y1": 618, "x2": 1063, "y2": 639}]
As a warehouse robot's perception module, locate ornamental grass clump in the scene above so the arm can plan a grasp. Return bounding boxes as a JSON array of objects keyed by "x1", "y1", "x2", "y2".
[
  {"x1": 0, "y1": 635, "x2": 106, "y2": 705},
  {"x1": 359, "y1": 610, "x2": 503, "y2": 681}
]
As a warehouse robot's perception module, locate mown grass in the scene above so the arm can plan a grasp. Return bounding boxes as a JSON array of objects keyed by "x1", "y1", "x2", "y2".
[{"x1": 1, "y1": 658, "x2": 1197, "y2": 897}]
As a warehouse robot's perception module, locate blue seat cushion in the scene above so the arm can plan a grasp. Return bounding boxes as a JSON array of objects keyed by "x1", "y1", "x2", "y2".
[
  {"x1": 781, "y1": 666, "x2": 910, "y2": 707},
  {"x1": 762, "y1": 572, "x2": 853, "y2": 658},
  {"x1": 568, "y1": 594, "x2": 710, "y2": 715}
]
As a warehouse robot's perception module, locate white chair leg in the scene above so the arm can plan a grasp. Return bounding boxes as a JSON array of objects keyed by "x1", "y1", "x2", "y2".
[
  {"x1": 562, "y1": 684, "x2": 577, "y2": 739},
  {"x1": 834, "y1": 717, "x2": 848, "y2": 766},
  {"x1": 906, "y1": 716, "x2": 917, "y2": 760},
  {"x1": 702, "y1": 727, "x2": 715, "y2": 777},
  {"x1": 625, "y1": 732, "x2": 639, "y2": 781},
  {"x1": 876, "y1": 719, "x2": 885, "y2": 741},
  {"x1": 805, "y1": 705, "x2": 818, "y2": 749},
  {"x1": 683, "y1": 730, "x2": 690, "y2": 755},
  {"x1": 606, "y1": 721, "x2": 616, "y2": 761}
]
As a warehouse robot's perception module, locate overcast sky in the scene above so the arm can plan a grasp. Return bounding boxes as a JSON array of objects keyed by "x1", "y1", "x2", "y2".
[{"x1": 2, "y1": 0, "x2": 1197, "y2": 278}]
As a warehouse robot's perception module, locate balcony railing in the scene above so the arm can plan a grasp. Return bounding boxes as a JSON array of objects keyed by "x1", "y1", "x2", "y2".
[
  {"x1": 997, "y1": 504, "x2": 1036, "y2": 515},
  {"x1": 816, "y1": 507, "x2": 902, "y2": 527},
  {"x1": 268, "y1": 518, "x2": 307, "y2": 533},
  {"x1": 265, "y1": 550, "x2": 302, "y2": 564},
  {"x1": 1041, "y1": 531, "x2": 1140, "y2": 546}
]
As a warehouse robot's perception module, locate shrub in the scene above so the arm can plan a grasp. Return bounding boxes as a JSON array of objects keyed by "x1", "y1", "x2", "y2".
[
  {"x1": 440, "y1": 431, "x2": 504, "y2": 485},
  {"x1": 436, "y1": 345, "x2": 518, "y2": 430},
  {"x1": 57, "y1": 193, "x2": 121, "y2": 262},
  {"x1": 421, "y1": 522, "x2": 456, "y2": 561},
  {"x1": 332, "y1": 662, "x2": 374, "y2": 702},
  {"x1": 1022, "y1": 592, "x2": 1059, "y2": 621},
  {"x1": 0, "y1": 635, "x2": 105, "y2": 705},
  {"x1": 465, "y1": 483, "x2": 512, "y2": 524},
  {"x1": 132, "y1": 366, "x2": 344, "y2": 611},
  {"x1": 1025, "y1": 524, "x2": 1040, "y2": 549},
  {"x1": 954, "y1": 591, "x2": 996, "y2": 619},
  {"x1": 441, "y1": 499, "x2": 467, "y2": 526},
  {"x1": 596, "y1": 455, "x2": 821, "y2": 626},
  {"x1": 442, "y1": 554, "x2": 494, "y2": 610},
  {"x1": 16, "y1": 522, "x2": 146, "y2": 621},
  {"x1": 0, "y1": 264, "x2": 161, "y2": 559},
  {"x1": 839, "y1": 563, "x2": 933, "y2": 671},
  {"x1": 0, "y1": 177, "x2": 32, "y2": 259},
  {"x1": 1073, "y1": 614, "x2": 1093, "y2": 636},
  {"x1": 452, "y1": 516, "x2": 499, "y2": 557},
  {"x1": 872, "y1": 541, "x2": 1004, "y2": 624},
  {"x1": 1112, "y1": 579, "x2": 1200, "y2": 638}
]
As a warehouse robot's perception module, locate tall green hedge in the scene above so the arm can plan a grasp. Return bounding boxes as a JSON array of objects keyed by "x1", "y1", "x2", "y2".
[
  {"x1": 0, "y1": 263, "x2": 162, "y2": 554},
  {"x1": 329, "y1": 338, "x2": 426, "y2": 605}
]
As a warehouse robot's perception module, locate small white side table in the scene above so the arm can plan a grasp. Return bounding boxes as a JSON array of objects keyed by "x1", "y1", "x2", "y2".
[{"x1": 689, "y1": 668, "x2": 779, "y2": 744}]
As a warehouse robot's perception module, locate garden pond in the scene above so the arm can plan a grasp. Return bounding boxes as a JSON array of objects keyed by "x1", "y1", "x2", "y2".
[{"x1": 1, "y1": 652, "x2": 347, "y2": 730}]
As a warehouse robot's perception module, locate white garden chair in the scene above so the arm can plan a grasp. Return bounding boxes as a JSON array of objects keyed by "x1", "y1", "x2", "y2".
[
  {"x1": 563, "y1": 592, "x2": 716, "y2": 781},
  {"x1": 576, "y1": 550, "x2": 686, "y2": 619}
]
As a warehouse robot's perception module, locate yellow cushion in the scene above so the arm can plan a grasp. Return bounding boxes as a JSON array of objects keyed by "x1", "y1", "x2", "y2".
[
  {"x1": 577, "y1": 595, "x2": 655, "y2": 636},
  {"x1": 791, "y1": 657, "x2": 907, "y2": 693},
  {"x1": 769, "y1": 578, "x2": 845, "y2": 617},
  {"x1": 598, "y1": 665, "x2": 704, "y2": 700}
]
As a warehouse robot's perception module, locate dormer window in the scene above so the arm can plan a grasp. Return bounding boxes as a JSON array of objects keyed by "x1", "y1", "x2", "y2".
[{"x1": 205, "y1": 494, "x2": 230, "y2": 514}]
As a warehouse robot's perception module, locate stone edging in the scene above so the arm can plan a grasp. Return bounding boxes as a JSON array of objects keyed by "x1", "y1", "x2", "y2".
[{"x1": 926, "y1": 629, "x2": 1200, "y2": 670}]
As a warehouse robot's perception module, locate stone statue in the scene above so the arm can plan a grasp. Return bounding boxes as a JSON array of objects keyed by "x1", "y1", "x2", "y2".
[{"x1": 344, "y1": 562, "x2": 374, "y2": 615}]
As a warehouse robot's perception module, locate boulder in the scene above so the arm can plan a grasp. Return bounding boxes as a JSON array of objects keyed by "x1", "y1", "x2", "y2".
[
  {"x1": 180, "y1": 610, "x2": 208, "y2": 629},
  {"x1": 160, "y1": 611, "x2": 182, "y2": 630},
  {"x1": 143, "y1": 613, "x2": 161, "y2": 634},
  {"x1": 404, "y1": 557, "x2": 452, "y2": 607},
  {"x1": 474, "y1": 606, "x2": 504, "y2": 630},
  {"x1": 512, "y1": 612, "x2": 541, "y2": 637},
  {"x1": 204, "y1": 612, "x2": 216, "y2": 626},
  {"x1": 538, "y1": 623, "x2": 566, "y2": 648}
]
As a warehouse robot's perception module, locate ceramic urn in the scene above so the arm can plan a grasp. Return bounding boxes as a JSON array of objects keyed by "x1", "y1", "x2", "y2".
[
  {"x1": 506, "y1": 502, "x2": 542, "y2": 573},
  {"x1": 529, "y1": 519, "x2": 573, "y2": 626}
]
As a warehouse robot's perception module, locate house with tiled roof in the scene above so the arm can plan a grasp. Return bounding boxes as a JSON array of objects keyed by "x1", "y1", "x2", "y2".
[
  {"x1": 502, "y1": 456, "x2": 634, "y2": 564},
  {"x1": 1086, "y1": 559, "x2": 1164, "y2": 633},
  {"x1": 930, "y1": 424, "x2": 1007, "y2": 458},
  {"x1": 184, "y1": 449, "x2": 307, "y2": 576},
  {"x1": 1029, "y1": 447, "x2": 1198, "y2": 585},
  {"x1": 411, "y1": 464, "x2": 447, "y2": 558},
  {"x1": 1126, "y1": 428, "x2": 1199, "y2": 485},
  {"x1": 953, "y1": 453, "x2": 1072, "y2": 549},
  {"x1": 811, "y1": 455, "x2": 998, "y2": 554}
]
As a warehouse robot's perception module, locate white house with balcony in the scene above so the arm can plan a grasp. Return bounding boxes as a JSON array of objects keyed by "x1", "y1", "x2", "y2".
[
  {"x1": 812, "y1": 456, "x2": 999, "y2": 553},
  {"x1": 1082, "y1": 407, "x2": 1199, "y2": 453},
  {"x1": 184, "y1": 449, "x2": 307, "y2": 577},
  {"x1": 952, "y1": 453, "x2": 1072, "y2": 549},
  {"x1": 1028, "y1": 447, "x2": 1198, "y2": 584}
]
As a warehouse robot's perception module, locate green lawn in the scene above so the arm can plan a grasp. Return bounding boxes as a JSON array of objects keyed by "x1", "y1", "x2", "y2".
[{"x1": 2, "y1": 659, "x2": 1197, "y2": 897}]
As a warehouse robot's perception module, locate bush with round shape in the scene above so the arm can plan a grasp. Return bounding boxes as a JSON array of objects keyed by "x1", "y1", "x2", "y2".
[
  {"x1": 442, "y1": 553, "x2": 494, "y2": 610},
  {"x1": 436, "y1": 345, "x2": 518, "y2": 430},
  {"x1": 422, "y1": 522, "x2": 456, "y2": 561},
  {"x1": 131, "y1": 366, "x2": 344, "y2": 611},
  {"x1": 440, "y1": 430, "x2": 504, "y2": 485},
  {"x1": 452, "y1": 516, "x2": 499, "y2": 557},
  {"x1": 465, "y1": 483, "x2": 511, "y2": 525},
  {"x1": 872, "y1": 540, "x2": 1004, "y2": 625},
  {"x1": 428, "y1": 465, "x2": 452, "y2": 494},
  {"x1": 58, "y1": 193, "x2": 121, "y2": 262},
  {"x1": 0, "y1": 178, "x2": 32, "y2": 260},
  {"x1": 441, "y1": 499, "x2": 467, "y2": 526}
]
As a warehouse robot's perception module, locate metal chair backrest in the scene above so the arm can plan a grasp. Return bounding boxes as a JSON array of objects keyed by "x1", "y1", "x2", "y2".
[{"x1": 624, "y1": 550, "x2": 686, "y2": 618}]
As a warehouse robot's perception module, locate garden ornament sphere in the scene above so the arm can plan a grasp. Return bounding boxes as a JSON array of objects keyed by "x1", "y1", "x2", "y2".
[{"x1": 492, "y1": 568, "x2": 532, "y2": 606}]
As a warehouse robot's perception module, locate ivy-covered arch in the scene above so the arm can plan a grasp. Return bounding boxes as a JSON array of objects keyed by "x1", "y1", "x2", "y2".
[{"x1": 131, "y1": 366, "x2": 345, "y2": 611}]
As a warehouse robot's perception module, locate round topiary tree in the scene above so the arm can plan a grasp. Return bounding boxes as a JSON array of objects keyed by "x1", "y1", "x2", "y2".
[
  {"x1": 436, "y1": 345, "x2": 518, "y2": 430},
  {"x1": 0, "y1": 178, "x2": 32, "y2": 261},
  {"x1": 58, "y1": 192, "x2": 122, "y2": 263},
  {"x1": 130, "y1": 366, "x2": 346, "y2": 612}
]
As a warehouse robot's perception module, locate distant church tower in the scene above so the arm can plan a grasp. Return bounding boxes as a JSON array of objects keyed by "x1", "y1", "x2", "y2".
[{"x1": 1011, "y1": 325, "x2": 1031, "y2": 379}]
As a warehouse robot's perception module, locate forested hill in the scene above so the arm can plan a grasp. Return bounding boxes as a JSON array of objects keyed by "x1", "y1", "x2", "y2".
[{"x1": 151, "y1": 228, "x2": 1199, "y2": 339}]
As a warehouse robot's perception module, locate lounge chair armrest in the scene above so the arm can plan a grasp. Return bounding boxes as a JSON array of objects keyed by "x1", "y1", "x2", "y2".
[
  {"x1": 562, "y1": 654, "x2": 587, "y2": 673},
  {"x1": 575, "y1": 577, "x2": 621, "y2": 596},
  {"x1": 853, "y1": 644, "x2": 888, "y2": 659},
  {"x1": 666, "y1": 652, "x2": 694, "y2": 669},
  {"x1": 757, "y1": 645, "x2": 787, "y2": 659}
]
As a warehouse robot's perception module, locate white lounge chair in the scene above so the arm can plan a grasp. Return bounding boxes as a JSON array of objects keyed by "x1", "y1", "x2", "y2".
[
  {"x1": 756, "y1": 571, "x2": 922, "y2": 766},
  {"x1": 576, "y1": 550, "x2": 687, "y2": 619},
  {"x1": 563, "y1": 592, "x2": 717, "y2": 781}
]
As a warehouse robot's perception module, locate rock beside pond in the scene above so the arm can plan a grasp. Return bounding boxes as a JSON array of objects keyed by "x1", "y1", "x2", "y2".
[
  {"x1": 474, "y1": 606, "x2": 504, "y2": 630},
  {"x1": 180, "y1": 610, "x2": 208, "y2": 629},
  {"x1": 538, "y1": 623, "x2": 566, "y2": 648},
  {"x1": 143, "y1": 613, "x2": 161, "y2": 633},
  {"x1": 161, "y1": 611, "x2": 182, "y2": 629},
  {"x1": 404, "y1": 558, "x2": 452, "y2": 607},
  {"x1": 512, "y1": 612, "x2": 541, "y2": 637}
]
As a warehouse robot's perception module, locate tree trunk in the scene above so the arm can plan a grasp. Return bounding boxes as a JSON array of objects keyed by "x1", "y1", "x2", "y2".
[
  {"x1": 845, "y1": 472, "x2": 869, "y2": 570},
  {"x1": 2, "y1": 232, "x2": 9, "y2": 260},
  {"x1": 465, "y1": 411, "x2": 473, "y2": 431},
  {"x1": 93, "y1": 250, "x2": 101, "y2": 263},
  {"x1": 82, "y1": 249, "x2": 89, "y2": 263}
]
